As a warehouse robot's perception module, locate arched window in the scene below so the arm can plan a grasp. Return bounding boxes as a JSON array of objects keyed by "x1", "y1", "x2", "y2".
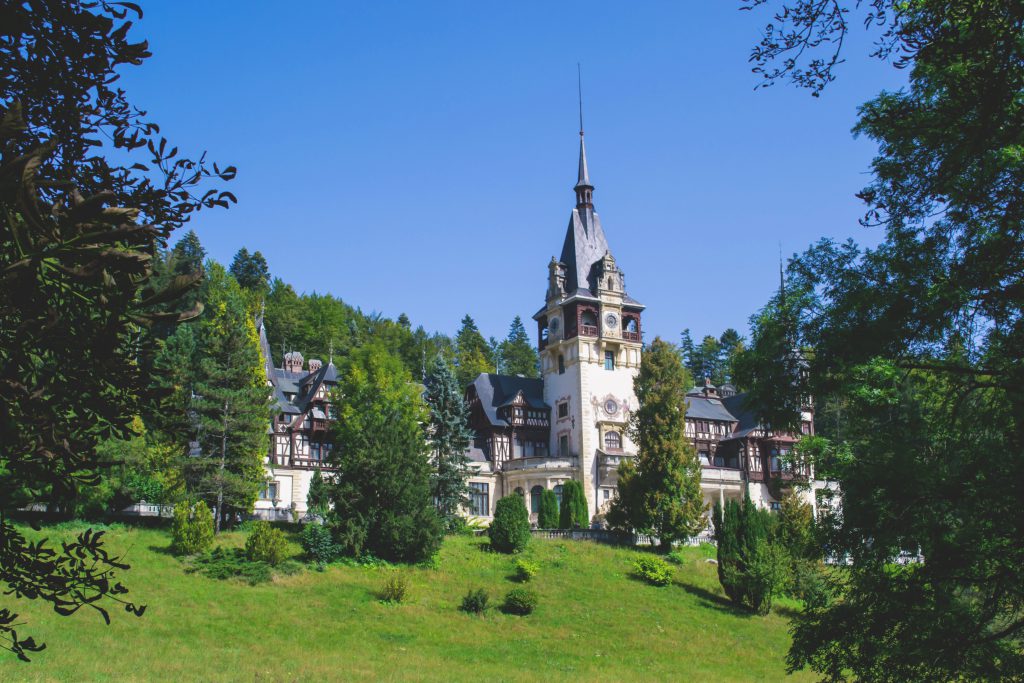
[
  {"x1": 531, "y1": 485, "x2": 544, "y2": 514},
  {"x1": 581, "y1": 310, "x2": 597, "y2": 327},
  {"x1": 558, "y1": 354, "x2": 565, "y2": 374},
  {"x1": 604, "y1": 431, "x2": 622, "y2": 451},
  {"x1": 625, "y1": 318, "x2": 638, "y2": 333},
  {"x1": 607, "y1": 277, "x2": 614, "y2": 291},
  {"x1": 554, "y1": 484, "x2": 564, "y2": 508}
]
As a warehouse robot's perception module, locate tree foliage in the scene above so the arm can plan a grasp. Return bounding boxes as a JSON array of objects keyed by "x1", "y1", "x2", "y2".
[
  {"x1": 0, "y1": 0, "x2": 234, "y2": 658},
  {"x1": 488, "y1": 495, "x2": 530, "y2": 554},
  {"x1": 424, "y1": 356, "x2": 474, "y2": 533},
  {"x1": 680, "y1": 328, "x2": 745, "y2": 386},
  {"x1": 498, "y1": 316, "x2": 539, "y2": 378},
  {"x1": 538, "y1": 488, "x2": 559, "y2": 529},
  {"x1": 171, "y1": 500, "x2": 214, "y2": 556},
  {"x1": 558, "y1": 479, "x2": 589, "y2": 529},
  {"x1": 740, "y1": 2, "x2": 1024, "y2": 679},
  {"x1": 229, "y1": 247, "x2": 270, "y2": 294},
  {"x1": 454, "y1": 315, "x2": 494, "y2": 387},
  {"x1": 325, "y1": 345, "x2": 443, "y2": 563},
  {"x1": 608, "y1": 338, "x2": 706, "y2": 550},
  {"x1": 713, "y1": 495, "x2": 785, "y2": 615}
]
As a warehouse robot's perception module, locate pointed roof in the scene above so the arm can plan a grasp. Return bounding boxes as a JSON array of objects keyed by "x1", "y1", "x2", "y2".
[{"x1": 575, "y1": 133, "x2": 592, "y2": 190}]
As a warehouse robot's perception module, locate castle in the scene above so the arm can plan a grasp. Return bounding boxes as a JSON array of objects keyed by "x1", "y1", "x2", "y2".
[{"x1": 255, "y1": 127, "x2": 818, "y2": 525}]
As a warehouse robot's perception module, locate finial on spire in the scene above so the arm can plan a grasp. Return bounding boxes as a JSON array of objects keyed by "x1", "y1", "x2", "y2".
[
  {"x1": 329, "y1": 339, "x2": 334, "y2": 365},
  {"x1": 577, "y1": 63, "x2": 584, "y2": 137},
  {"x1": 779, "y1": 242, "x2": 787, "y2": 307}
]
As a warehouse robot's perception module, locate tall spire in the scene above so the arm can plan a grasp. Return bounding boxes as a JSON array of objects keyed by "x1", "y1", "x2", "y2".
[{"x1": 574, "y1": 64, "x2": 593, "y2": 209}]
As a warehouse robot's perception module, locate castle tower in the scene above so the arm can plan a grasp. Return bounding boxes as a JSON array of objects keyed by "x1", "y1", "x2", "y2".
[{"x1": 533, "y1": 127, "x2": 644, "y2": 519}]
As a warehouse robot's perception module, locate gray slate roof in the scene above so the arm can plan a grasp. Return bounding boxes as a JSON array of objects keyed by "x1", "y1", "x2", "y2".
[
  {"x1": 684, "y1": 395, "x2": 736, "y2": 422},
  {"x1": 469, "y1": 373, "x2": 549, "y2": 426}
]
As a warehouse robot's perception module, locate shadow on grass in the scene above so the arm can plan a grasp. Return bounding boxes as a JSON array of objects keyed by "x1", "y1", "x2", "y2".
[
  {"x1": 676, "y1": 581, "x2": 753, "y2": 617},
  {"x1": 147, "y1": 544, "x2": 178, "y2": 556}
]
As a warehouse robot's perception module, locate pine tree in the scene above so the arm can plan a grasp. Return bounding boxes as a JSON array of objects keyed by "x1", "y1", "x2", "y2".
[
  {"x1": 454, "y1": 314, "x2": 494, "y2": 387},
  {"x1": 229, "y1": 247, "x2": 270, "y2": 293},
  {"x1": 608, "y1": 337, "x2": 706, "y2": 551},
  {"x1": 679, "y1": 329, "x2": 696, "y2": 379},
  {"x1": 718, "y1": 328, "x2": 745, "y2": 386},
  {"x1": 558, "y1": 479, "x2": 589, "y2": 529},
  {"x1": 500, "y1": 316, "x2": 539, "y2": 378},
  {"x1": 713, "y1": 493, "x2": 783, "y2": 615},
  {"x1": 424, "y1": 356, "x2": 474, "y2": 532},
  {"x1": 186, "y1": 263, "x2": 270, "y2": 533},
  {"x1": 326, "y1": 345, "x2": 443, "y2": 562},
  {"x1": 538, "y1": 489, "x2": 559, "y2": 529}
]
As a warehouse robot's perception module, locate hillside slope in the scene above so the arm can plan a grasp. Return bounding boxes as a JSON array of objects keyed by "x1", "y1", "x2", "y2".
[{"x1": 0, "y1": 525, "x2": 809, "y2": 682}]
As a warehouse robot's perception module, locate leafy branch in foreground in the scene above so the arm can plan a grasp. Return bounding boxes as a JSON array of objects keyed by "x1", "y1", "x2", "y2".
[{"x1": 0, "y1": 521, "x2": 145, "y2": 661}]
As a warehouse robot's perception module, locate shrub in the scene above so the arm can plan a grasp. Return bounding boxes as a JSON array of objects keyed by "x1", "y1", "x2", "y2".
[
  {"x1": 488, "y1": 495, "x2": 530, "y2": 553},
  {"x1": 503, "y1": 588, "x2": 538, "y2": 615},
  {"x1": 538, "y1": 488, "x2": 559, "y2": 529},
  {"x1": 171, "y1": 500, "x2": 214, "y2": 556},
  {"x1": 514, "y1": 559, "x2": 540, "y2": 582},
  {"x1": 245, "y1": 520, "x2": 287, "y2": 566},
  {"x1": 301, "y1": 522, "x2": 338, "y2": 566},
  {"x1": 558, "y1": 479, "x2": 589, "y2": 529},
  {"x1": 379, "y1": 572, "x2": 410, "y2": 604},
  {"x1": 633, "y1": 554, "x2": 674, "y2": 586},
  {"x1": 186, "y1": 547, "x2": 302, "y2": 585},
  {"x1": 460, "y1": 588, "x2": 489, "y2": 614},
  {"x1": 714, "y1": 494, "x2": 786, "y2": 614}
]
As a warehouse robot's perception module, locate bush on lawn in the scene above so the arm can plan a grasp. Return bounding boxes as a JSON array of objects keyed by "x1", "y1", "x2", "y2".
[
  {"x1": 301, "y1": 522, "x2": 338, "y2": 566},
  {"x1": 558, "y1": 479, "x2": 589, "y2": 529},
  {"x1": 634, "y1": 554, "x2": 674, "y2": 586},
  {"x1": 245, "y1": 520, "x2": 287, "y2": 566},
  {"x1": 489, "y1": 495, "x2": 530, "y2": 553},
  {"x1": 503, "y1": 588, "x2": 538, "y2": 615},
  {"x1": 171, "y1": 500, "x2": 214, "y2": 555},
  {"x1": 379, "y1": 572, "x2": 410, "y2": 604},
  {"x1": 460, "y1": 588, "x2": 489, "y2": 614},
  {"x1": 514, "y1": 558, "x2": 539, "y2": 582}
]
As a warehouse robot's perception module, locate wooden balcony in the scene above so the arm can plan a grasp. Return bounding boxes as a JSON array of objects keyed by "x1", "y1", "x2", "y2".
[
  {"x1": 580, "y1": 324, "x2": 598, "y2": 337},
  {"x1": 622, "y1": 331, "x2": 641, "y2": 342}
]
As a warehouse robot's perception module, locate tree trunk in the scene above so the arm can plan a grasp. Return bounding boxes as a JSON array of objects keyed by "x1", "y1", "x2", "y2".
[{"x1": 215, "y1": 400, "x2": 228, "y2": 534}]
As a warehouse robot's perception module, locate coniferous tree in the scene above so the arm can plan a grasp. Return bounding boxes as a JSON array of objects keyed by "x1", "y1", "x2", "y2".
[
  {"x1": 326, "y1": 345, "x2": 443, "y2": 562},
  {"x1": 558, "y1": 479, "x2": 589, "y2": 529},
  {"x1": 424, "y1": 356, "x2": 474, "y2": 532},
  {"x1": 608, "y1": 338, "x2": 706, "y2": 551},
  {"x1": 500, "y1": 316, "x2": 540, "y2": 378},
  {"x1": 454, "y1": 315, "x2": 494, "y2": 387},
  {"x1": 488, "y1": 495, "x2": 530, "y2": 553},
  {"x1": 538, "y1": 489, "x2": 559, "y2": 529},
  {"x1": 306, "y1": 469, "x2": 330, "y2": 520},
  {"x1": 229, "y1": 247, "x2": 270, "y2": 294},
  {"x1": 713, "y1": 493, "x2": 784, "y2": 615},
  {"x1": 186, "y1": 263, "x2": 270, "y2": 532}
]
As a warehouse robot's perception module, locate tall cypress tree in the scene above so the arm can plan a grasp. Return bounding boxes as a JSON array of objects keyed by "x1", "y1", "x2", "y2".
[
  {"x1": 424, "y1": 356, "x2": 474, "y2": 532},
  {"x1": 500, "y1": 315, "x2": 539, "y2": 378},
  {"x1": 558, "y1": 479, "x2": 589, "y2": 529},
  {"x1": 607, "y1": 337, "x2": 706, "y2": 551},
  {"x1": 538, "y1": 488, "x2": 559, "y2": 529},
  {"x1": 326, "y1": 345, "x2": 443, "y2": 562},
  {"x1": 188, "y1": 263, "x2": 270, "y2": 532}
]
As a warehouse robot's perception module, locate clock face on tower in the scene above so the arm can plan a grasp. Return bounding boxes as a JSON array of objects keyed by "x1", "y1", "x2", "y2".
[
  {"x1": 548, "y1": 317, "x2": 560, "y2": 334},
  {"x1": 604, "y1": 312, "x2": 618, "y2": 329}
]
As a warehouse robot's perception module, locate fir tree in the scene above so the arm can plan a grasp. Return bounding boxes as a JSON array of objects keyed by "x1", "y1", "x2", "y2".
[
  {"x1": 424, "y1": 356, "x2": 474, "y2": 532},
  {"x1": 326, "y1": 345, "x2": 443, "y2": 562},
  {"x1": 454, "y1": 314, "x2": 493, "y2": 387},
  {"x1": 500, "y1": 316, "x2": 539, "y2": 378},
  {"x1": 538, "y1": 488, "x2": 559, "y2": 529},
  {"x1": 173, "y1": 263, "x2": 270, "y2": 533},
  {"x1": 229, "y1": 247, "x2": 270, "y2": 293},
  {"x1": 608, "y1": 338, "x2": 706, "y2": 551},
  {"x1": 558, "y1": 479, "x2": 589, "y2": 529}
]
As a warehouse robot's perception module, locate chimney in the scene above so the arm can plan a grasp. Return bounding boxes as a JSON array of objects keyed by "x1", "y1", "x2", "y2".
[
  {"x1": 308, "y1": 359, "x2": 323, "y2": 373},
  {"x1": 284, "y1": 351, "x2": 304, "y2": 373}
]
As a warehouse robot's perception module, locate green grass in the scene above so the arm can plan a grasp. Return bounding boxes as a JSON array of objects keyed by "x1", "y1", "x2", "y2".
[{"x1": 1, "y1": 523, "x2": 810, "y2": 682}]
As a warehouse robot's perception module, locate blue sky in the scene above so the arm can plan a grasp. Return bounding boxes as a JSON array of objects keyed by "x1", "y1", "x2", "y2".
[{"x1": 122, "y1": 1, "x2": 905, "y2": 344}]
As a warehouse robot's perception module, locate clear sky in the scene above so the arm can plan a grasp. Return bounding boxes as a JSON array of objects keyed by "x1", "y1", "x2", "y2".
[{"x1": 121, "y1": 1, "x2": 905, "y2": 345}]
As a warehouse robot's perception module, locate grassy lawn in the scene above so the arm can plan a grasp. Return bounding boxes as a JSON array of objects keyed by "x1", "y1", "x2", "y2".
[{"x1": 1, "y1": 523, "x2": 810, "y2": 682}]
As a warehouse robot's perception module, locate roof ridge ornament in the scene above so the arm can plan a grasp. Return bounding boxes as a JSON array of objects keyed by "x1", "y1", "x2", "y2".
[{"x1": 574, "y1": 64, "x2": 593, "y2": 209}]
